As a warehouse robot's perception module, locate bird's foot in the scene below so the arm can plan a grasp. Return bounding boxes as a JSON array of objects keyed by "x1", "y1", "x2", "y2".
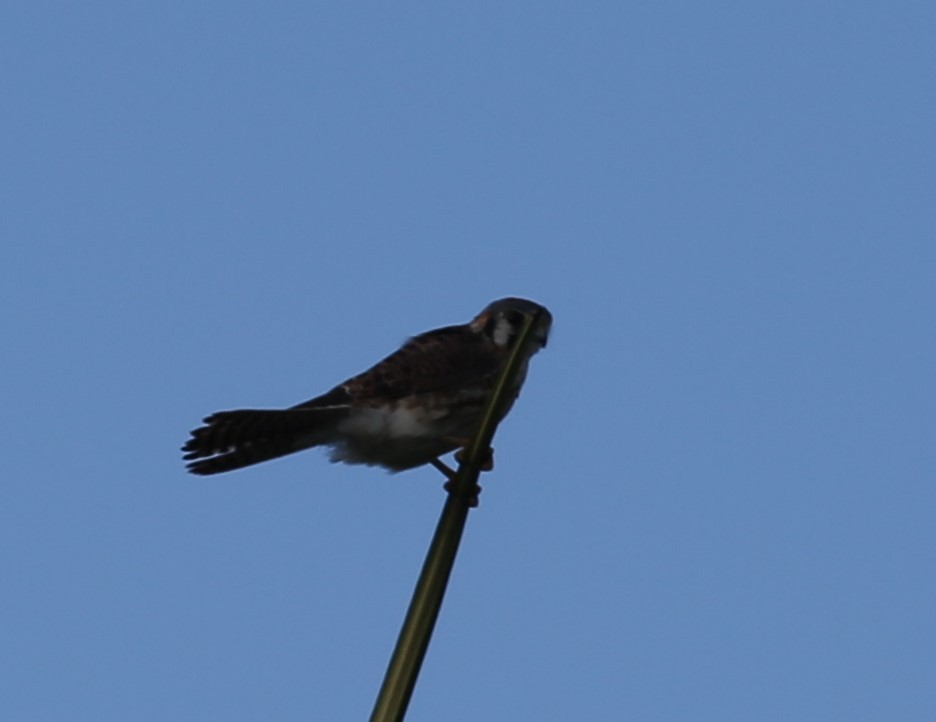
[
  {"x1": 430, "y1": 457, "x2": 481, "y2": 507},
  {"x1": 454, "y1": 446, "x2": 494, "y2": 472},
  {"x1": 443, "y1": 478, "x2": 481, "y2": 508}
]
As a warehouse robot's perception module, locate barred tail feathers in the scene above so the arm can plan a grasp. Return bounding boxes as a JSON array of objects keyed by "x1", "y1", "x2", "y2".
[{"x1": 182, "y1": 407, "x2": 347, "y2": 475}]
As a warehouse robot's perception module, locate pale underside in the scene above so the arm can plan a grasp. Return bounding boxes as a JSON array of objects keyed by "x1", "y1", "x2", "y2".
[{"x1": 305, "y1": 372, "x2": 523, "y2": 471}]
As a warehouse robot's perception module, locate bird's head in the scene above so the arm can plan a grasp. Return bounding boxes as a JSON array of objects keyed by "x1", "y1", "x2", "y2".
[{"x1": 471, "y1": 297, "x2": 552, "y2": 352}]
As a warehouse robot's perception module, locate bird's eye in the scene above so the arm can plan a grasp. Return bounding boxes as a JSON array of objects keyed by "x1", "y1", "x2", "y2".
[{"x1": 506, "y1": 311, "x2": 524, "y2": 326}]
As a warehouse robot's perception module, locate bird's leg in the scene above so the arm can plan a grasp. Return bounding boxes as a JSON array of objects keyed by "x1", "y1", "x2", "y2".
[
  {"x1": 429, "y1": 458, "x2": 457, "y2": 480},
  {"x1": 429, "y1": 456, "x2": 484, "y2": 508},
  {"x1": 430, "y1": 440, "x2": 496, "y2": 508},
  {"x1": 429, "y1": 457, "x2": 474, "y2": 503},
  {"x1": 439, "y1": 435, "x2": 495, "y2": 472}
]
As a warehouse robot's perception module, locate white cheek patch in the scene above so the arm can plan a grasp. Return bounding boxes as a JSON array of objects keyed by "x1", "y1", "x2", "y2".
[{"x1": 492, "y1": 318, "x2": 513, "y2": 347}]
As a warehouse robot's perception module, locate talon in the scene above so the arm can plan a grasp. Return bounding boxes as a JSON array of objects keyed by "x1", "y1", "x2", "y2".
[
  {"x1": 454, "y1": 447, "x2": 494, "y2": 472},
  {"x1": 444, "y1": 479, "x2": 481, "y2": 507}
]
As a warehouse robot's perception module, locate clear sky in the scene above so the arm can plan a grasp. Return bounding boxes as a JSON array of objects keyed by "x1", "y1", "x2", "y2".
[{"x1": 3, "y1": 3, "x2": 934, "y2": 721}]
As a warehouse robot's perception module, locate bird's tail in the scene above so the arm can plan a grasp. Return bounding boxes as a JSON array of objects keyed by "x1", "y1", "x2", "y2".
[{"x1": 182, "y1": 407, "x2": 347, "y2": 475}]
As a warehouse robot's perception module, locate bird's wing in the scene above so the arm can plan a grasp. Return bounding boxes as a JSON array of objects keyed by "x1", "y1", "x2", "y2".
[{"x1": 293, "y1": 325, "x2": 502, "y2": 409}]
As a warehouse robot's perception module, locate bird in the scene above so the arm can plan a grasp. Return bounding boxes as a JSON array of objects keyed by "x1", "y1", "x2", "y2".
[{"x1": 182, "y1": 297, "x2": 552, "y2": 478}]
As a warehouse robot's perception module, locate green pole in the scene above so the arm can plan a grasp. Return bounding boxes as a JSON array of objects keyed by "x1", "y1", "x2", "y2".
[{"x1": 369, "y1": 312, "x2": 543, "y2": 722}]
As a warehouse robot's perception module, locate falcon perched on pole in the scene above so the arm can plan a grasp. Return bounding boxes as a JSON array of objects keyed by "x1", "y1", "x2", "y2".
[{"x1": 182, "y1": 298, "x2": 551, "y2": 476}]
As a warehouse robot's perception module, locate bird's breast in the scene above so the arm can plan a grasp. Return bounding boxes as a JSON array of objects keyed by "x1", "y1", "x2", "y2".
[{"x1": 328, "y1": 390, "x2": 490, "y2": 470}]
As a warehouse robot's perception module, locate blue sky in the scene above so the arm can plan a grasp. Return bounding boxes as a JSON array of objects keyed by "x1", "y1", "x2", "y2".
[{"x1": 3, "y1": 3, "x2": 934, "y2": 720}]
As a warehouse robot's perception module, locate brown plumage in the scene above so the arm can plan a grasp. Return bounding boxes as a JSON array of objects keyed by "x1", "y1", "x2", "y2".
[{"x1": 182, "y1": 298, "x2": 551, "y2": 475}]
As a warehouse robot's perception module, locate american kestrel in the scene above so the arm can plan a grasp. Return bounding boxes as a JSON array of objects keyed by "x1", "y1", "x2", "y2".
[{"x1": 182, "y1": 297, "x2": 551, "y2": 476}]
